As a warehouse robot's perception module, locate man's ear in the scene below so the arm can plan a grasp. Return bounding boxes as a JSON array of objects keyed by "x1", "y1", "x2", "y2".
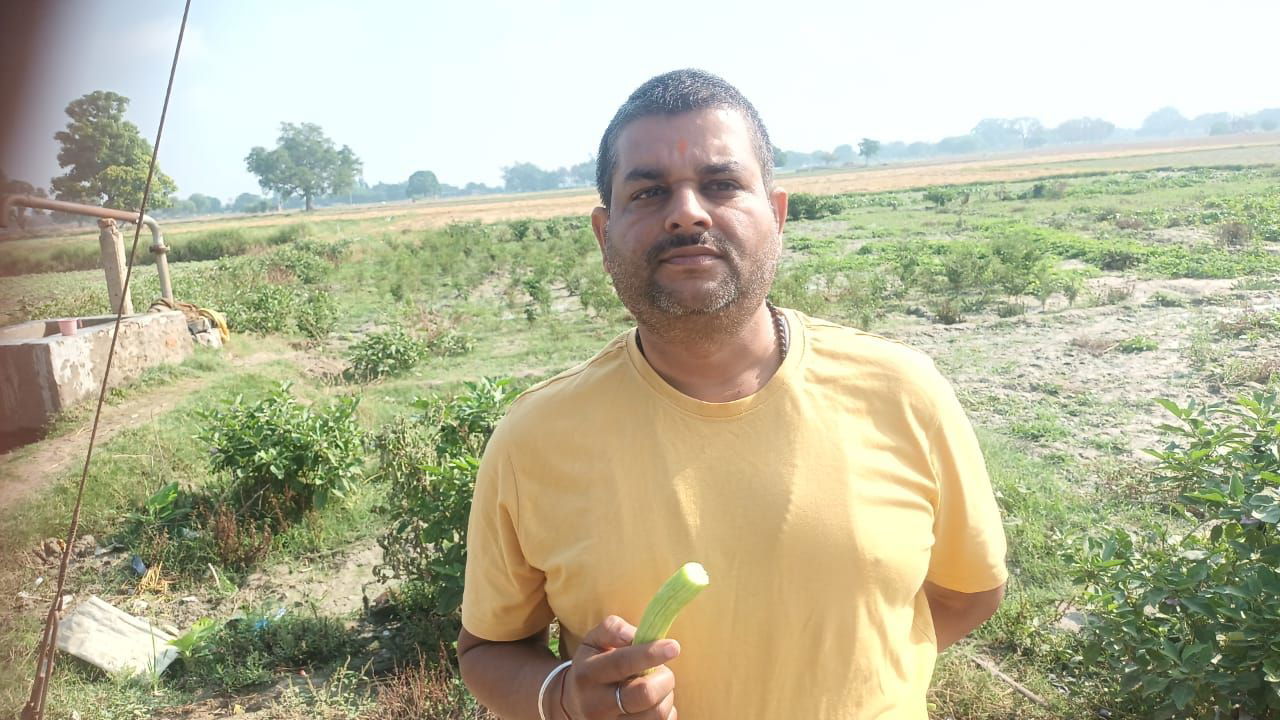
[
  {"x1": 771, "y1": 186, "x2": 788, "y2": 235},
  {"x1": 591, "y1": 206, "x2": 609, "y2": 265}
]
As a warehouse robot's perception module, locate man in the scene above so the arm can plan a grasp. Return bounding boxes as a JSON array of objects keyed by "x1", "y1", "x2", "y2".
[{"x1": 458, "y1": 69, "x2": 1007, "y2": 719}]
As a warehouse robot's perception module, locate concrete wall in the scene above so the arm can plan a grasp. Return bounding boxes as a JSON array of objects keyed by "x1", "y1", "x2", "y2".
[{"x1": 0, "y1": 311, "x2": 193, "y2": 433}]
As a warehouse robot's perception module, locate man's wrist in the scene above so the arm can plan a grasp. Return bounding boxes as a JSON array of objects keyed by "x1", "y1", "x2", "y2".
[{"x1": 538, "y1": 660, "x2": 573, "y2": 720}]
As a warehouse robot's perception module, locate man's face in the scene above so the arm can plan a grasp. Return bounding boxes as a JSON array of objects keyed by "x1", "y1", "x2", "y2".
[{"x1": 592, "y1": 108, "x2": 788, "y2": 324}]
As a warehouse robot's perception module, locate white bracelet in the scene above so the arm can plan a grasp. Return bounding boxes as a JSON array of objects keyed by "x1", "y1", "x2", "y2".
[{"x1": 537, "y1": 660, "x2": 573, "y2": 720}]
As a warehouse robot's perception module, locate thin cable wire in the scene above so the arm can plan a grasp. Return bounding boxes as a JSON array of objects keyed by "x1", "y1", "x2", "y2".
[{"x1": 21, "y1": 2, "x2": 193, "y2": 717}]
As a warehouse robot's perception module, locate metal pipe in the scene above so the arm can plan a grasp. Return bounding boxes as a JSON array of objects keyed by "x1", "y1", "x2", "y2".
[{"x1": 1, "y1": 194, "x2": 173, "y2": 302}]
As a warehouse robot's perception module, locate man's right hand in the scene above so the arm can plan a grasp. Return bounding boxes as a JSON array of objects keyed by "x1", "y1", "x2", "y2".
[{"x1": 560, "y1": 615, "x2": 680, "y2": 719}]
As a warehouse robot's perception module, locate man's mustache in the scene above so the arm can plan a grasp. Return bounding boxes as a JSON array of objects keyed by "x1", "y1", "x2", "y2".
[{"x1": 644, "y1": 231, "x2": 726, "y2": 266}]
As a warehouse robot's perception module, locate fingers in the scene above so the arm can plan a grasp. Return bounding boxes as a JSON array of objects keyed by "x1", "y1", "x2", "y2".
[
  {"x1": 565, "y1": 615, "x2": 681, "y2": 719},
  {"x1": 575, "y1": 615, "x2": 636, "y2": 657},
  {"x1": 617, "y1": 666, "x2": 676, "y2": 715},
  {"x1": 568, "y1": 668, "x2": 676, "y2": 720}
]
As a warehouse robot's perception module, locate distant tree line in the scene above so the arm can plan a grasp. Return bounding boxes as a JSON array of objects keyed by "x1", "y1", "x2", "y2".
[
  {"x1": 777, "y1": 106, "x2": 1280, "y2": 171},
  {"x1": 6, "y1": 91, "x2": 1278, "y2": 225}
]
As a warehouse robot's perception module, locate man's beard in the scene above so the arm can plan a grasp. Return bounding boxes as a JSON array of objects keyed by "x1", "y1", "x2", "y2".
[{"x1": 602, "y1": 227, "x2": 780, "y2": 343}]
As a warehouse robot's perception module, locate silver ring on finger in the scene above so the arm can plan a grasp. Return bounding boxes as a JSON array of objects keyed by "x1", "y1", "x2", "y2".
[{"x1": 615, "y1": 683, "x2": 628, "y2": 714}]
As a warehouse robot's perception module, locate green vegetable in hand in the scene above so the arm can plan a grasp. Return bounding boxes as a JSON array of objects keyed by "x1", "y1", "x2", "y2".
[{"x1": 634, "y1": 562, "x2": 710, "y2": 647}]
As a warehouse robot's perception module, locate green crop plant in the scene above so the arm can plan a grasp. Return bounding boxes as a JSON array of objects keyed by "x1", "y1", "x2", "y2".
[
  {"x1": 1072, "y1": 392, "x2": 1280, "y2": 718},
  {"x1": 1117, "y1": 336, "x2": 1158, "y2": 353},
  {"x1": 347, "y1": 327, "x2": 429, "y2": 381},
  {"x1": 199, "y1": 383, "x2": 365, "y2": 525}
]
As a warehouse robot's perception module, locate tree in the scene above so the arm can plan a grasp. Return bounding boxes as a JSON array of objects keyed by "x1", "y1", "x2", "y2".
[
  {"x1": 406, "y1": 170, "x2": 440, "y2": 199},
  {"x1": 971, "y1": 118, "x2": 1021, "y2": 149},
  {"x1": 772, "y1": 145, "x2": 787, "y2": 167},
  {"x1": 189, "y1": 193, "x2": 222, "y2": 214},
  {"x1": 833, "y1": 144, "x2": 856, "y2": 164},
  {"x1": 566, "y1": 156, "x2": 596, "y2": 187},
  {"x1": 1138, "y1": 107, "x2": 1189, "y2": 137},
  {"x1": 971, "y1": 117, "x2": 1045, "y2": 149},
  {"x1": 813, "y1": 150, "x2": 837, "y2": 167},
  {"x1": 245, "y1": 122, "x2": 361, "y2": 211},
  {"x1": 233, "y1": 192, "x2": 270, "y2": 214},
  {"x1": 502, "y1": 162, "x2": 558, "y2": 193},
  {"x1": 858, "y1": 138, "x2": 881, "y2": 166},
  {"x1": 937, "y1": 135, "x2": 978, "y2": 155},
  {"x1": 1054, "y1": 117, "x2": 1115, "y2": 144},
  {"x1": 50, "y1": 90, "x2": 176, "y2": 210}
]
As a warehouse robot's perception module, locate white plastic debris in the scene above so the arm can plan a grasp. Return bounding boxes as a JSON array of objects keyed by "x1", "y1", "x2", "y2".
[{"x1": 56, "y1": 596, "x2": 178, "y2": 677}]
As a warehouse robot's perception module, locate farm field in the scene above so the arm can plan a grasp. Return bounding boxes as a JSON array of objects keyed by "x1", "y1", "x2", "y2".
[
  {"x1": 1, "y1": 149, "x2": 1279, "y2": 719},
  {"x1": 4, "y1": 133, "x2": 1279, "y2": 280}
]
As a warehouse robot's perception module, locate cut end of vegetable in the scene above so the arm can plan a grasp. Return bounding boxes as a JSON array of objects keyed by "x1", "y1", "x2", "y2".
[
  {"x1": 679, "y1": 561, "x2": 710, "y2": 587},
  {"x1": 633, "y1": 562, "x2": 710, "y2": 648}
]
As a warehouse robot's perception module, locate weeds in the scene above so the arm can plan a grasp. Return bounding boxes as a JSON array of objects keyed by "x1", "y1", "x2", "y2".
[
  {"x1": 1117, "y1": 336, "x2": 1158, "y2": 353},
  {"x1": 175, "y1": 609, "x2": 362, "y2": 693},
  {"x1": 347, "y1": 327, "x2": 429, "y2": 381},
  {"x1": 364, "y1": 651, "x2": 495, "y2": 720}
]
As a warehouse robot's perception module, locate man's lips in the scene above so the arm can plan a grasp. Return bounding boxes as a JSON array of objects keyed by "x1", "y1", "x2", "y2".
[{"x1": 658, "y1": 247, "x2": 722, "y2": 265}]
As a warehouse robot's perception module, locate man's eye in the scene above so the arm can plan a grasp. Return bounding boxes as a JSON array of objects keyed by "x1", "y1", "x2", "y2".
[
  {"x1": 707, "y1": 180, "x2": 740, "y2": 192},
  {"x1": 632, "y1": 187, "x2": 666, "y2": 201}
]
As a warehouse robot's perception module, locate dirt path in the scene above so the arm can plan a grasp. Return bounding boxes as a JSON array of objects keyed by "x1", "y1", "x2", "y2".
[{"x1": 0, "y1": 347, "x2": 315, "y2": 511}]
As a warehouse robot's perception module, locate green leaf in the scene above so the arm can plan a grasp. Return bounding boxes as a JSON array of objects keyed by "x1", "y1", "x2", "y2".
[
  {"x1": 1253, "y1": 505, "x2": 1280, "y2": 524},
  {"x1": 1171, "y1": 682, "x2": 1195, "y2": 709},
  {"x1": 1142, "y1": 674, "x2": 1171, "y2": 694}
]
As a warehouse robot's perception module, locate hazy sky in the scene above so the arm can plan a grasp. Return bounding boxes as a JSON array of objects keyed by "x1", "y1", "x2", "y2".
[{"x1": 6, "y1": 0, "x2": 1279, "y2": 201}]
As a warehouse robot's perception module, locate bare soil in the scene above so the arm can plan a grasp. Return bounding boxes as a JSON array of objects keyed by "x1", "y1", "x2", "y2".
[{"x1": 894, "y1": 278, "x2": 1280, "y2": 465}]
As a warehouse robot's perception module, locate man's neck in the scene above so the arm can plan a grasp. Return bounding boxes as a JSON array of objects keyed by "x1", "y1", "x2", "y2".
[{"x1": 636, "y1": 303, "x2": 783, "y2": 403}]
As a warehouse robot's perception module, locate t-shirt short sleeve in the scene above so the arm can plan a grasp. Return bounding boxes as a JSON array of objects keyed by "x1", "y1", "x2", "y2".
[
  {"x1": 461, "y1": 439, "x2": 555, "y2": 641},
  {"x1": 923, "y1": 373, "x2": 1009, "y2": 594}
]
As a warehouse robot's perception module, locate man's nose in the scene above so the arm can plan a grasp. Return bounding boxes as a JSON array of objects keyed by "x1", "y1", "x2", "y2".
[{"x1": 664, "y1": 184, "x2": 712, "y2": 235}]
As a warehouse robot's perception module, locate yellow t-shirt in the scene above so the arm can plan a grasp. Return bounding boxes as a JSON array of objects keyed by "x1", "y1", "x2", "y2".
[{"x1": 462, "y1": 309, "x2": 1007, "y2": 719}]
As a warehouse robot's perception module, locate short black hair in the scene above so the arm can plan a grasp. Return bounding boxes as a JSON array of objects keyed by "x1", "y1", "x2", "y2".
[{"x1": 595, "y1": 69, "x2": 774, "y2": 208}]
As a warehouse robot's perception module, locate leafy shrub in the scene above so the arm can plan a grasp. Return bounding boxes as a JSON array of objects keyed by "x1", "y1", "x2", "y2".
[
  {"x1": 347, "y1": 327, "x2": 429, "y2": 381},
  {"x1": 199, "y1": 383, "x2": 365, "y2": 526},
  {"x1": 1072, "y1": 392, "x2": 1280, "y2": 718},
  {"x1": 929, "y1": 296, "x2": 965, "y2": 325},
  {"x1": 426, "y1": 328, "x2": 475, "y2": 357},
  {"x1": 787, "y1": 193, "x2": 847, "y2": 220},
  {"x1": 994, "y1": 300, "x2": 1025, "y2": 318},
  {"x1": 1117, "y1": 335, "x2": 1158, "y2": 353},
  {"x1": 924, "y1": 187, "x2": 965, "y2": 208},
  {"x1": 228, "y1": 283, "x2": 299, "y2": 333},
  {"x1": 1024, "y1": 181, "x2": 1067, "y2": 200},
  {"x1": 295, "y1": 288, "x2": 339, "y2": 339},
  {"x1": 1060, "y1": 271, "x2": 1086, "y2": 307},
  {"x1": 577, "y1": 271, "x2": 624, "y2": 319},
  {"x1": 374, "y1": 379, "x2": 519, "y2": 650}
]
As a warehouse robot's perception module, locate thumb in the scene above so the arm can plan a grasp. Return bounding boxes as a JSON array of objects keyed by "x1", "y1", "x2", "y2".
[{"x1": 576, "y1": 615, "x2": 636, "y2": 656}]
